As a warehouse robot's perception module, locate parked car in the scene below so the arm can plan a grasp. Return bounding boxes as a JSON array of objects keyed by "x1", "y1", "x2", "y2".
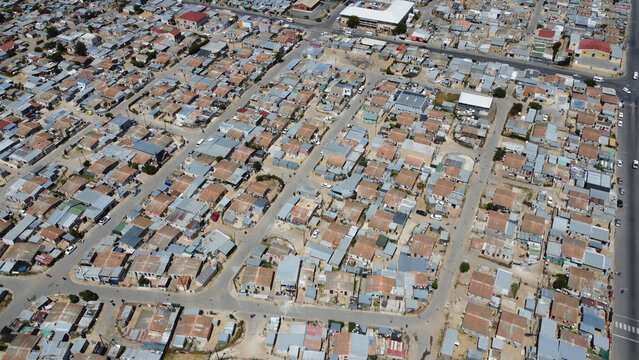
[
  {"x1": 212, "y1": 212, "x2": 220, "y2": 222},
  {"x1": 620, "y1": 187, "x2": 625, "y2": 195},
  {"x1": 312, "y1": 229, "x2": 319, "y2": 238},
  {"x1": 618, "y1": 177, "x2": 623, "y2": 185},
  {"x1": 633, "y1": 160, "x2": 638, "y2": 169},
  {"x1": 430, "y1": 214, "x2": 443, "y2": 221},
  {"x1": 634, "y1": 71, "x2": 638, "y2": 80},
  {"x1": 615, "y1": 219, "x2": 622, "y2": 227},
  {"x1": 416, "y1": 210, "x2": 428, "y2": 216},
  {"x1": 618, "y1": 160, "x2": 623, "y2": 167},
  {"x1": 65, "y1": 245, "x2": 77, "y2": 255},
  {"x1": 321, "y1": 182, "x2": 331, "y2": 188},
  {"x1": 619, "y1": 120, "x2": 623, "y2": 127},
  {"x1": 98, "y1": 216, "x2": 110, "y2": 225},
  {"x1": 617, "y1": 199, "x2": 623, "y2": 208}
]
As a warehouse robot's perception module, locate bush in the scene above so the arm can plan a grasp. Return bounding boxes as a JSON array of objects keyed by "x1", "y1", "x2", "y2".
[
  {"x1": 0, "y1": 326, "x2": 10, "y2": 335},
  {"x1": 252, "y1": 161, "x2": 262, "y2": 172},
  {"x1": 83, "y1": 160, "x2": 90, "y2": 167},
  {"x1": 584, "y1": 79, "x2": 597, "y2": 87},
  {"x1": 79, "y1": 290, "x2": 98, "y2": 302},
  {"x1": 74, "y1": 42, "x2": 87, "y2": 56},
  {"x1": 68, "y1": 294, "x2": 79, "y2": 303},
  {"x1": 431, "y1": 281, "x2": 438, "y2": 289},
  {"x1": 459, "y1": 261, "x2": 470, "y2": 273},
  {"x1": 142, "y1": 164, "x2": 158, "y2": 175},
  {"x1": 493, "y1": 147, "x2": 506, "y2": 161},
  {"x1": 392, "y1": 22, "x2": 407, "y2": 35},
  {"x1": 553, "y1": 274, "x2": 569, "y2": 289},
  {"x1": 492, "y1": 87, "x2": 506, "y2": 98}
]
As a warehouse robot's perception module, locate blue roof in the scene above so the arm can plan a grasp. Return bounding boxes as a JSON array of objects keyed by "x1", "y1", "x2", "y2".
[
  {"x1": 398, "y1": 254, "x2": 428, "y2": 273},
  {"x1": 131, "y1": 140, "x2": 164, "y2": 156}
]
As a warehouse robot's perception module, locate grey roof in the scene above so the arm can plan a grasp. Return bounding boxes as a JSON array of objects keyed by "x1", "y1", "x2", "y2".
[
  {"x1": 494, "y1": 269, "x2": 512, "y2": 295},
  {"x1": 441, "y1": 329, "x2": 458, "y2": 357},
  {"x1": 275, "y1": 255, "x2": 300, "y2": 287},
  {"x1": 398, "y1": 254, "x2": 428, "y2": 273}
]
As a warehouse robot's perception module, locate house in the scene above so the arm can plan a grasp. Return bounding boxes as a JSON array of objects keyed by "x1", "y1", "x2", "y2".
[
  {"x1": 551, "y1": 291, "x2": 580, "y2": 326},
  {"x1": 496, "y1": 311, "x2": 527, "y2": 346},
  {"x1": 240, "y1": 265, "x2": 275, "y2": 294},
  {"x1": 173, "y1": 314, "x2": 213, "y2": 347},
  {"x1": 323, "y1": 271, "x2": 355, "y2": 297},
  {"x1": 292, "y1": 0, "x2": 320, "y2": 11},
  {"x1": 461, "y1": 302, "x2": 493, "y2": 337},
  {"x1": 177, "y1": 11, "x2": 208, "y2": 31},
  {"x1": 468, "y1": 271, "x2": 495, "y2": 301}
]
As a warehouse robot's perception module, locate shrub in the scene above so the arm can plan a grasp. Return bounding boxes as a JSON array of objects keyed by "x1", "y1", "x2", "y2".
[
  {"x1": 459, "y1": 262, "x2": 470, "y2": 273},
  {"x1": 79, "y1": 290, "x2": 98, "y2": 302},
  {"x1": 553, "y1": 274, "x2": 569, "y2": 289},
  {"x1": 492, "y1": 87, "x2": 506, "y2": 98},
  {"x1": 68, "y1": 294, "x2": 79, "y2": 303}
]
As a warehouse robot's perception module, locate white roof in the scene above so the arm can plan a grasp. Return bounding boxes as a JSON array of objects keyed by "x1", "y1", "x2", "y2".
[
  {"x1": 340, "y1": 0, "x2": 414, "y2": 25},
  {"x1": 361, "y1": 38, "x2": 387, "y2": 46},
  {"x1": 458, "y1": 92, "x2": 494, "y2": 109}
]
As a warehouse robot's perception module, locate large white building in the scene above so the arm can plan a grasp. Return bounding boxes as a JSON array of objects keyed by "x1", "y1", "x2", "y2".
[{"x1": 339, "y1": 0, "x2": 414, "y2": 33}]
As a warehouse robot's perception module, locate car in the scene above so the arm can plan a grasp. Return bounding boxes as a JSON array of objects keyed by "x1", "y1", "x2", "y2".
[
  {"x1": 619, "y1": 120, "x2": 623, "y2": 127},
  {"x1": 321, "y1": 182, "x2": 331, "y2": 188},
  {"x1": 196, "y1": 139, "x2": 204, "y2": 145},
  {"x1": 618, "y1": 177, "x2": 623, "y2": 185},
  {"x1": 211, "y1": 212, "x2": 220, "y2": 222},
  {"x1": 617, "y1": 199, "x2": 623, "y2": 208},
  {"x1": 98, "y1": 216, "x2": 110, "y2": 225},
  {"x1": 619, "y1": 112, "x2": 624, "y2": 119},
  {"x1": 634, "y1": 71, "x2": 638, "y2": 80},
  {"x1": 615, "y1": 219, "x2": 622, "y2": 227},
  {"x1": 85, "y1": 110, "x2": 93, "y2": 115},
  {"x1": 623, "y1": 87, "x2": 632, "y2": 94},
  {"x1": 547, "y1": 196, "x2": 553, "y2": 206},
  {"x1": 620, "y1": 187, "x2": 625, "y2": 195},
  {"x1": 618, "y1": 102, "x2": 624, "y2": 108},
  {"x1": 430, "y1": 214, "x2": 443, "y2": 221},
  {"x1": 618, "y1": 160, "x2": 623, "y2": 167},
  {"x1": 416, "y1": 210, "x2": 428, "y2": 216},
  {"x1": 65, "y1": 245, "x2": 77, "y2": 255},
  {"x1": 633, "y1": 160, "x2": 638, "y2": 169},
  {"x1": 319, "y1": 151, "x2": 324, "y2": 156},
  {"x1": 573, "y1": 74, "x2": 581, "y2": 78},
  {"x1": 312, "y1": 229, "x2": 319, "y2": 238},
  {"x1": 594, "y1": 76, "x2": 604, "y2": 82}
]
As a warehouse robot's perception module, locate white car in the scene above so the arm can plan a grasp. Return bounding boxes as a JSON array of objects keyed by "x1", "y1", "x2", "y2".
[
  {"x1": 618, "y1": 160, "x2": 623, "y2": 167},
  {"x1": 321, "y1": 182, "x2": 331, "y2": 188},
  {"x1": 547, "y1": 196, "x2": 553, "y2": 206},
  {"x1": 65, "y1": 245, "x2": 77, "y2": 255},
  {"x1": 619, "y1": 112, "x2": 624, "y2": 119},
  {"x1": 633, "y1": 160, "x2": 638, "y2": 169},
  {"x1": 430, "y1": 214, "x2": 443, "y2": 221},
  {"x1": 634, "y1": 71, "x2": 638, "y2": 80},
  {"x1": 98, "y1": 216, "x2": 110, "y2": 225},
  {"x1": 312, "y1": 229, "x2": 319, "y2": 238},
  {"x1": 619, "y1": 120, "x2": 623, "y2": 127},
  {"x1": 618, "y1": 102, "x2": 624, "y2": 108},
  {"x1": 594, "y1": 76, "x2": 604, "y2": 82},
  {"x1": 623, "y1": 87, "x2": 632, "y2": 94}
]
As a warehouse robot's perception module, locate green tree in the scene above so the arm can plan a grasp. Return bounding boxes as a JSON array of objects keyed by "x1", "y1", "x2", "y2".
[
  {"x1": 83, "y1": 160, "x2": 90, "y2": 167},
  {"x1": 0, "y1": 326, "x2": 11, "y2": 335},
  {"x1": 68, "y1": 294, "x2": 80, "y2": 303},
  {"x1": 79, "y1": 290, "x2": 98, "y2": 302},
  {"x1": 509, "y1": 103, "x2": 523, "y2": 116},
  {"x1": 552, "y1": 41, "x2": 561, "y2": 60},
  {"x1": 49, "y1": 51, "x2": 63, "y2": 62},
  {"x1": 493, "y1": 147, "x2": 506, "y2": 161},
  {"x1": 553, "y1": 274, "x2": 569, "y2": 289},
  {"x1": 392, "y1": 22, "x2": 407, "y2": 35},
  {"x1": 46, "y1": 26, "x2": 59, "y2": 39},
  {"x1": 529, "y1": 102, "x2": 543, "y2": 111},
  {"x1": 74, "y1": 42, "x2": 87, "y2": 56},
  {"x1": 431, "y1": 281, "x2": 438, "y2": 289},
  {"x1": 138, "y1": 276, "x2": 150, "y2": 286},
  {"x1": 142, "y1": 164, "x2": 158, "y2": 175},
  {"x1": 252, "y1": 161, "x2": 262, "y2": 172},
  {"x1": 346, "y1": 15, "x2": 359, "y2": 28},
  {"x1": 56, "y1": 41, "x2": 66, "y2": 54},
  {"x1": 133, "y1": 4, "x2": 142, "y2": 13},
  {"x1": 492, "y1": 87, "x2": 506, "y2": 98},
  {"x1": 584, "y1": 78, "x2": 597, "y2": 87},
  {"x1": 459, "y1": 261, "x2": 470, "y2": 273}
]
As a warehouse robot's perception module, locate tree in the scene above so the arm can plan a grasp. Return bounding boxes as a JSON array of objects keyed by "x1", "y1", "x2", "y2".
[
  {"x1": 252, "y1": 161, "x2": 262, "y2": 172},
  {"x1": 493, "y1": 147, "x2": 506, "y2": 161},
  {"x1": 46, "y1": 26, "x2": 59, "y2": 39},
  {"x1": 508, "y1": 103, "x2": 523, "y2": 116},
  {"x1": 553, "y1": 274, "x2": 569, "y2": 289},
  {"x1": 392, "y1": 22, "x2": 407, "y2": 35},
  {"x1": 346, "y1": 15, "x2": 359, "y2": 28},
  {"x1": 431, "y1": 281, "x2": 438, "y2": 289},
  {"x1": 142, "y1": 164, "x2": 158, "y2": 175},
  {"x1": 492, "y1": 87, "x2": 506, "y2": 98},
  {"x1": 529, "y1": 102, "x2": 543, "y2": 111},
  {"x1": 138, "y1": 276, "x2": 150, "y2": 287},
  {"x1": 68, "y1": 294, "x2": 80, "y2": 303},
  {"x1": 133, "y1": 4, "x2": 142, "y2": 13},
  {"x1": 552, "y1": 41, "x2": 561, "y2": 60},
  {"x1": 584, "y1": 78, "x2": 597, "y2": 87},
  {"x1": 275, "y1": 49, "x2": 284, "y2": 63},
  {"x1": 34, "y1": 46, "x2": 43, "y2": 53},
  {"x1": 48, "y1": 51, "x2": 63, "y2": 62},
  {"x1": 459, "y1": 261, "x2": 470, "y2": 273},
  {"x1": 79, "y1": 290, "x2": 98, "y2": 302},
  {"x1": 56, "y1": 41, "x2": 66, "y2": 54},
  {"x1": 83, "y1": 160, "x2": 90, "y2": 167},
  {"x1": 74, "y1": 42, "x2": 87, "y2": 56}
]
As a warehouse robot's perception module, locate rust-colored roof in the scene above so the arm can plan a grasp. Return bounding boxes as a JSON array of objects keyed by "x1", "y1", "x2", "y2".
[
  {"x1": 410, "y1": 233, "x2": 436, "y2": 258},
  {"x1": 461, "y1": 302, "x2": 493, "y2": 336},
  {"x1": 551, "y1": 291, "x2": 580, "y2": 325},
  {"x1": 496, "y1": 311, "x2": 527, "y2": 344},
  {"x1": 468, "y1": 271, "x2": 495, "y2": 300},
  {"x1": 493, "y1": 188, "x2": 515, "y2": 209},
  {"x1": 521, "y1": 214, "x2": 545, "y2": 235}
]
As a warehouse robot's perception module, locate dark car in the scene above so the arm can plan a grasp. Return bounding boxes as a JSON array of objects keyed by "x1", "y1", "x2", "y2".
[
  {"x1": 416, "y1": 210, "x2": 428, "y2": 216},
  {"x1": 212, "y1": 212, "x2": 221, "y2": 222},
  {"x1": 617, "y1": 199, "x2": 623, "y2": 208},
  {"x1": 618, "y1": 177, "x2": 623, "y2": 185},
  {"x1": 615, "y1": 219, "x2": 622, "y2": 227}
]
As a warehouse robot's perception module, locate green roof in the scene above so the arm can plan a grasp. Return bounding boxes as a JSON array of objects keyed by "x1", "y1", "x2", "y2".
[{"x1": 113, "y1": 221, "x2": 127, "y2": 235}]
